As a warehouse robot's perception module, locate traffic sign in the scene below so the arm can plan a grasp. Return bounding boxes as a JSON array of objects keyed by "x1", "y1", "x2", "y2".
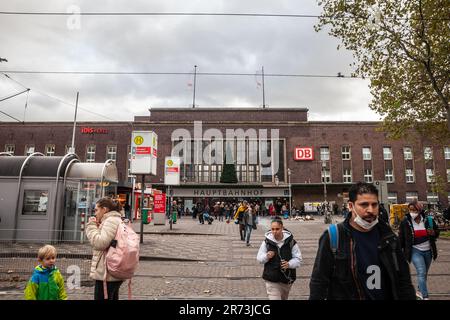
[{"x1": 130, "y1": 131, "x2": 158, "y2": 175}]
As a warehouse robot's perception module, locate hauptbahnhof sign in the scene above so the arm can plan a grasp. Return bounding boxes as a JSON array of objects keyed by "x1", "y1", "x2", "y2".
[{"x1": 172, "y1": 188, "x2": 290, "y2": 198}]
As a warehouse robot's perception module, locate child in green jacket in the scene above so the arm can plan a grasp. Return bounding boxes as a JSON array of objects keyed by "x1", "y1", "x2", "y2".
[{"x1": 24, "y1": 245, "x2": 67, "y2": 300}]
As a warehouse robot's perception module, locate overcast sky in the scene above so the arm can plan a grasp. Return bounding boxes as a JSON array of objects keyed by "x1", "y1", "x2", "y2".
[{"x1": 0, "y1": 0, "x2": 380, "y2": 123}]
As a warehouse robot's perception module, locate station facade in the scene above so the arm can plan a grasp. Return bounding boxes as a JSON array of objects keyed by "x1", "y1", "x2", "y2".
[{"x1": 1, "y1": 107, "x2": 449, "y2": 212}]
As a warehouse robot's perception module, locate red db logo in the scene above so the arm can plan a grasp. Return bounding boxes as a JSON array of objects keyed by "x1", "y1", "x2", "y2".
[{"x1": 294, "y1": 147, "x2": 314, "y2": 161}]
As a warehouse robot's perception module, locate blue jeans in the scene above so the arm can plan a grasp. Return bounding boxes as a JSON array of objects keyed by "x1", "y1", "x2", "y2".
[
  {"x1": 245, "y1": 224, "x2": 253, "y2": 244},
  {"x1": 411, "y1": 247, "x2": 432, "y2": 298}
]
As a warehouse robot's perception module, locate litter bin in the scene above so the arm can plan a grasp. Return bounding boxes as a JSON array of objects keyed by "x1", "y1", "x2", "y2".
[{"x1": 142, "y1": 208, "x2": 151, "y2": 224}]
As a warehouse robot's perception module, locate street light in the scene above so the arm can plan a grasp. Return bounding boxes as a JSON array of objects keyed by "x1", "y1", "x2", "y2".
[
  {"x1": 321, "y1": 161, "x2": 328, "y2": 204},
  {"x1": 274, "y1": 175, "x2": 279, "y2": 186},
  {"x1": 288, "y1": 168, "x2": 292, "y2": 216}
]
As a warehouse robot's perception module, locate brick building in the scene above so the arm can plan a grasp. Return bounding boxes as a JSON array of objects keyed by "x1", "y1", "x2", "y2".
[{"x1": 1, "y1": 107, "x2": 449, "y2": 212}]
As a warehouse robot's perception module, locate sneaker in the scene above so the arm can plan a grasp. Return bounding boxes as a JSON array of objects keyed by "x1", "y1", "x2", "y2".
[
  {"x1": 416, "y1": 291, "x2": 423, "y2": 300},
  {"x1": 246, "y1": 243, "x2": 251, "y2": 247},
  {"x1": 423, "y1": 297, "x2": 430, "y2": 300}
]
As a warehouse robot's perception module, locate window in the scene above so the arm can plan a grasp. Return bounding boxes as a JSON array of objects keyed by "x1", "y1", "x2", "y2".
[
  {"x1": 385, "y1": 168, "x2": 394, "y2": 183},
  {"x1": 362, "y1": 147, "x2": 372, "y2": 160},
  {"x1": 321, "y1": 169, "x2": 331, "y2": 183},
  {"x1": 447, "y1": 169, "x2": 450, "y2": 183},
  {"x1": 364, "y1": 169, "x2": 373, "y2": 183},
  {"x1": 424, "y1": 147, "x2": 433, "y2": 160},
  {"x1": 343, "y1": 169, "x2": 352, "y2": 183},
  {"x1": 320, "y1": 147, "x2": 330, "y2": 161},
  {"x1": 22, "y1": 190, "x2": 48, "y2": 215},
  {"x1": 211, "y1": 165, "x2": 218, "y2": 182},
  {"x1": 426, "y1": 169, "x2": 434, "y2": 183},
  {"x1": 86, "y1": 145, "x2": 96, "y2": 162},
  {"x1": 383, "y1": 147, "x2": 392, "y2": 160},
  {"x1": 45, "y1": 144, "x2": 55, "y2": 156},
  {"x1": 405, "y1": 169, "x2": 415, "y2": 183},
  {"x1": 427, "y1": 192, "x2": 438, "y2": 204},
  {"x1": 406, "y1": 192, "x2": 418, "y2": 203},
  {"x1": 388, "y1": 192, "x2": 398, "y2": 205},
  {"x1": 4, "y1": 144, "x2": 15, "y2": 155},
  {"x1": 444, "y1": 147, "x2": 450, "y2": 160},
  {"x1": 107, "y1": 145, "x2": 117, "y2": 161},
  {"x1": 341, "y1": 146, "x2": 351, "y2": 160},
  {"x1": 25, "y1": 145, "x2": 35, "y2": 156},
  {"x1": 403, "y1": 147, "x2": 413, "y2": 160}
]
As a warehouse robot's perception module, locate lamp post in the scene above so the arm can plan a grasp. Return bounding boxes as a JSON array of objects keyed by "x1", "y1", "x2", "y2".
[
  {"x1": 321, "y1": 161, "x2": 327, "y2": 204},
  {"x1": 288, "y1": 168, "x2": 292, "y2": 216}
]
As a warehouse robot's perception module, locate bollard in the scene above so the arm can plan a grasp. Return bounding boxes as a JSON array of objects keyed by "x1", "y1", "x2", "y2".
[{"x1": 80, "y1": 212, "x2": 85, "y2": 243}]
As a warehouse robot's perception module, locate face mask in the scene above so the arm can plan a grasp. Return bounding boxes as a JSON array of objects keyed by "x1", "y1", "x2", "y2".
[
  {"x1": 354, "y1": 212, "x2": 379, "y2": 230},
  {"x1": 410, "y1": 212, "x2": 419, "y2": 220}
]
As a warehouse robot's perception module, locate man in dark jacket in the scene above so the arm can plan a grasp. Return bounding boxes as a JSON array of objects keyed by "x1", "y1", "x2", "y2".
[{"x1": 309, "y1": 182, "x2": 416, "y2": 300}]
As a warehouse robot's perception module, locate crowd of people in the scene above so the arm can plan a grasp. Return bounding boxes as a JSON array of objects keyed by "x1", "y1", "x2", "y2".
[{"x1": 23, "y1": 181, "x2": 444, "y2": 301}]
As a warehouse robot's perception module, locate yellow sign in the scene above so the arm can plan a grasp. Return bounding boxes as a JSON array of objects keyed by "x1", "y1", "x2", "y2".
[
  {"x1": 134, "y1": 136, "x2": 144, "y2": 145},
  {"x1": 167, "y1": 159, "x2": 173, "y2": 166},
  {"x1": 153, "y1": 136, "x2": 156, "y2": 147}
]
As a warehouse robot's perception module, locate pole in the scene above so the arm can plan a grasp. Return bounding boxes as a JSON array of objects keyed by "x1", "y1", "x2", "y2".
[
  {"x1": 262, "y1": 66, "x2": 266, "y2": 108},
  {"x1": 192, "y1": 65, "x2": 197, "y2": 108},
  {"x1": 140, "y1": 175, "x2": 145, "y2": 244},
  {"x1": 130, "y1": 175, "x2": 135, "y2": 222},
  {"x1": 70, "y1": 92, "x2": 79, "y2": 153},
  {"x1": 288, "y1": 169, "x2": 292, "y2": 216}
]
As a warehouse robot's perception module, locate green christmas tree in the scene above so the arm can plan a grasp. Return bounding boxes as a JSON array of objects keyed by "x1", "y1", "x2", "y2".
[
  {"x1": 220, "y1": 163, "x2": 238, "y2": 183},
  {"x1": 220, "y1": 144, "x2": 238, "y2": 183}
]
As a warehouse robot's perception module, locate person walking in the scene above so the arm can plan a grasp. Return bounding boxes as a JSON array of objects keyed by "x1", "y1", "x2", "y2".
[
  {"x1": 399, "y1": 200, "x2": 440, "y2": 300},
  {"x1": 309, "y1": 182, "x2": 415, "y2": 300},
  {"x1": 256, "y1": 218, "x2": 302, "y2": 300},
  {"x1": 234, "y1": 201, "x2": 248, "y2": 241},
  {"x1": 85, "y1": 197, "x2": 123, "y2": 300}
]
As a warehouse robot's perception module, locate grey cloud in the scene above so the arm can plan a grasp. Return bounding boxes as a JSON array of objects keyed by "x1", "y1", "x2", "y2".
[{"x1": 0, "y1": 0, "x2": 376, "y2": 122}]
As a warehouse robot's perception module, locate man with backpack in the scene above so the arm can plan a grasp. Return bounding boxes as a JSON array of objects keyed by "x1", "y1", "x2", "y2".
[{"x1": 309, "y1": 182, "x2": 415, "y2": 300}]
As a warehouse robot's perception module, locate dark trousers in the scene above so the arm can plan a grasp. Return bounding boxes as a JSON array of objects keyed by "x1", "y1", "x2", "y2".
[
  {"x1": 94, "y1": 280, "x2": 123, "y2": 300},
  {"x1": 239, "y1": 224, "x2": 246, "y2": 240}
]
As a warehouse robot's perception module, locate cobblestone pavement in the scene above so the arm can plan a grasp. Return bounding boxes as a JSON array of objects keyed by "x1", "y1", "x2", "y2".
[{"x1": 1, "y1": 215, "x2": 449, "y2": 300}]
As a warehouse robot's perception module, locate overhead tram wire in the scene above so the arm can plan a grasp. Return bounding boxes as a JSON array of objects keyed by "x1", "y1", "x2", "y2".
[
  {"x1": 2, "y1": 73, "x2": 118, "y2": 121},
  {"x1": 0, "y1": 11, "x2": 447, "y2": 21},
  {"x1": 0, "y1": 70, "x2": 363, "y2": 79}
]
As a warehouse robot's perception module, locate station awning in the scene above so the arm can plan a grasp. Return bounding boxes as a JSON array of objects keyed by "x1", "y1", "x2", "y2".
[{"x1": 65, "y1": 162, "x2": 118, "y2": 183}]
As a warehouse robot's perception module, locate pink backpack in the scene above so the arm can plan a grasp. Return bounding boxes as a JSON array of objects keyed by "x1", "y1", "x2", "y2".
[{"x1": 103, "y1": 220, "x2": 140, "y2": 299}]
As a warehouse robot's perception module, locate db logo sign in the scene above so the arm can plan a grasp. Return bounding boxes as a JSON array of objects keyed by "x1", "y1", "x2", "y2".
[{"x1": 294, "y1": 147, "x2": 314, "y2": 161}]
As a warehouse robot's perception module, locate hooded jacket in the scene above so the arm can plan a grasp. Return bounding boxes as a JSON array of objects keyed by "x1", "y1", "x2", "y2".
[
  {"x1": 257, "y1": 229, "x2": 302, "y2": 284},
  {"x1": 85, "y1": 211, "x2": 122, "y2": 281},
  {"x1": 309, "y1": 216, "x2": 416, "y2": 300},
  {"x1": 399, "y1": 213, "x2": 440, "y2": 262},
  {"x1": 24, "y1": 265, "x2": 67, "y2": 300}
]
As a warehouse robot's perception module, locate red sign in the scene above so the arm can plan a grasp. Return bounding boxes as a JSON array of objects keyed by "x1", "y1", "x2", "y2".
[
  {"x1": 294, "y1": 147, "x2": 314, "y2": 160},
  {"x1": 153, "y1": 194, "x2": 166, "y2": 214},
  {"x1": 152, "y1": 148, "x2": 157, "y2": 157},
  {"x1": 167, "y1": 167, "x2": 179, "y2": 173},
  {"x1": 80, "y1": 127, "x2": 108, "y2": 134},
  {"x1": 136, "y1": 147, "x2": 151, "y2": 155}
]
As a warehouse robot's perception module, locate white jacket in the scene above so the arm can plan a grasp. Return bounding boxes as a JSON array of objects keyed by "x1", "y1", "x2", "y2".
[
  {"x1": 256, "y1": 230, "x2": 302, "y2": 269},
  {"x1": 85, "y1": 211, "x2": 122, "y2": 281}
]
